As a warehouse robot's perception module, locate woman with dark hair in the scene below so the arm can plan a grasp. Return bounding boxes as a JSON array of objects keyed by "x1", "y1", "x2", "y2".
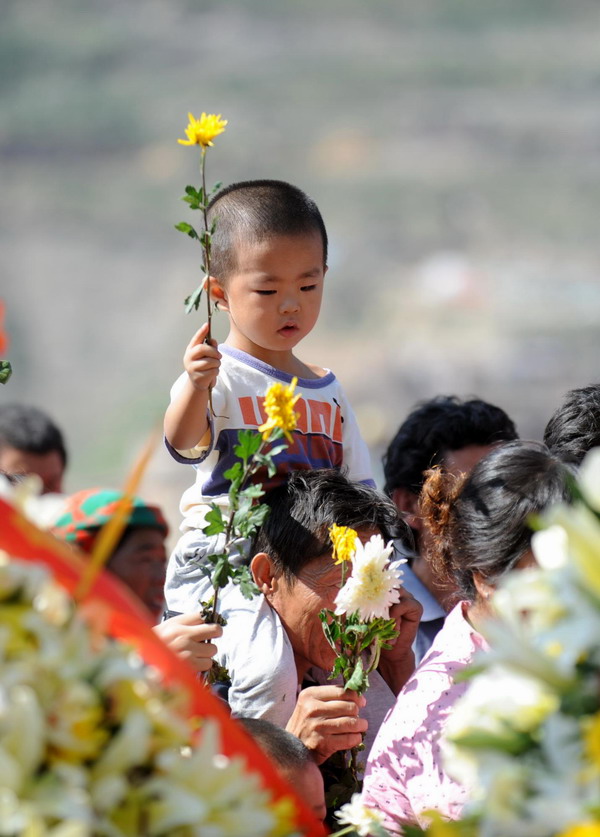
[{"x1": 362, "y1": 440, "x2": 573, "y2": 833}]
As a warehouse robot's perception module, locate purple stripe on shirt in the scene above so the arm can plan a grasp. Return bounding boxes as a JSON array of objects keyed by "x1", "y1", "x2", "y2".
[{"x1": 219, "y1": 345, "x2": 337, "y2": 389}]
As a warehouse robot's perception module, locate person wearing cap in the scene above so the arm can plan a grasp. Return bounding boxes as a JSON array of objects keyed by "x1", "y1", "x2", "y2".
[{"x1": 53, "y1": 488, "x2": 221, "y2": 674}]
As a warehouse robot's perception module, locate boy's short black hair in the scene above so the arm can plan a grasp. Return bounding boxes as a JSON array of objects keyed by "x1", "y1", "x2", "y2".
[
  {"x1": 252, "y1": 469, "x2": 402, "y2": 583},
  {"x1": 383, "y1": 395, "x2": 518, "y2": 497},
  {"x1": 543, "y1": 384, "x2": 600, "y2": 466},
  {"x1": 237, "y1": 718, "x2": 313, "y2": 770},
  {"x1": 0, "y1": 404, "x2": 67, "y2": 467},
  {"x1": 207, "y1": 179, "x2": 328, "y2": 281}
]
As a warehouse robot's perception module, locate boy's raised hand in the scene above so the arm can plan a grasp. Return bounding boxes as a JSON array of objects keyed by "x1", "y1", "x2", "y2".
[
  {"x1": 153, "y1": 613, "x2": 223, "y2": 674},
  {"x1": 184, "y1": 322, "x2": 222, "y2": 392}
]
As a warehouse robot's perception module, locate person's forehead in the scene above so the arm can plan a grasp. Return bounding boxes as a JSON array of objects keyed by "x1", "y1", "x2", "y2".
[
  {"x1": 231, "y1": 231, "x2": 325, "y2": 272},
  {"x1": 298, "y1": 525, "x2": 382, "y2": 581},
  {"x1": 442, "y1": 443, "x2": 496, "y2": 477},
  {"x1": 120, "y1": 527, "x2": 165, "y2": 549},
  {"x1": 0, "y1": 446, "x2": 64, "y2": 478}
]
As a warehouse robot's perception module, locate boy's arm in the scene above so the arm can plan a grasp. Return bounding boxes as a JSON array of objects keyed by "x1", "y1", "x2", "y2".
[{"x1": 164, "y1": 323, "x2": 221, "y2": 451}]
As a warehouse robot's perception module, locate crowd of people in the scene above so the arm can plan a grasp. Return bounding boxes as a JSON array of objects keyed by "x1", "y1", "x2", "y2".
[{"x1": 2, "y1": 178, "x2": 600, "y2": 832}]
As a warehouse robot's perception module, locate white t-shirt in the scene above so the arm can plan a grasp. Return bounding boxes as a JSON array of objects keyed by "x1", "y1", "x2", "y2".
[{"x1": 167, "y1": 344, "x2": 374, "y2": 532}]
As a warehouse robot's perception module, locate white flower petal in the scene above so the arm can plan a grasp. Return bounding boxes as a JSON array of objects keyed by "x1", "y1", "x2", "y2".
[{"x1": 531, "y1": 525, "x2": 569, "y2": 570}]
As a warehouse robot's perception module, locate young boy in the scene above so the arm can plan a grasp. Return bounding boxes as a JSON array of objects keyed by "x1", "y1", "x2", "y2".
[
  {"x1": 237, "y1": 718, "x2": 326, "y2": 823},
  {"x1": 164, "y1": 179, "x2": 374, "y2": 613}
]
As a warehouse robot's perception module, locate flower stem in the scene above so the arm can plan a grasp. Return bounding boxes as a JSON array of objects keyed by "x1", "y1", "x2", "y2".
[
  {"x1": 200, "y1": 147, "x2": 212, "y2": 342},
  {"x1": 208, "y1": 436, "x2": 271, "y2": 623}
]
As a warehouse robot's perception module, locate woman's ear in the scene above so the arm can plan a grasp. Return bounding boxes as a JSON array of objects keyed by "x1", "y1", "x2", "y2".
[
  {"x1": 472, "y1": 571, "x2": 494, "y2": 602},
  {"x1": 208, "y1": 276, "x2": 229, "y2": 311},
  {"x1": 250, "y1": 552, "x2": 279, "y2": 597}
]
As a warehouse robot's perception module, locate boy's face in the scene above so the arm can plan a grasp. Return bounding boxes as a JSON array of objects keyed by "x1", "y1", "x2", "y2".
[
  {"x1": 212, "y1": 232, "x2": 326, "y2": 361},
  {"x1": 281, "y1": 761, "x2": 326, "y2": 822}
]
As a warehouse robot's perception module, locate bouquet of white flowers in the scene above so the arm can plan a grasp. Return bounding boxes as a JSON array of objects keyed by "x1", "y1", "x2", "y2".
[
  {"x1": 333, "y1": 450, "x2": 600, "y2": 837},
  {"x1": 0, "y1": 552, "x2": 304, "y2": 836},
  {"x1": 411, "y1": 448, "x2": 600, "y2": 837}
]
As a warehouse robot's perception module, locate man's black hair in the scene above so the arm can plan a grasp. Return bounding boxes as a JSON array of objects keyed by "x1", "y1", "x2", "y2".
[
  {"x1": 543, "y1": 384, "x2": 600, "y2": 466},
  {"x1": 252, "y1": 469, "x2": 402, "y2": 583},
  {"x1": 207, "y1": 179, "x2": 328, "y2": 280},
  {"x1": 0, "y1": 404, "x2": 67, "y2": 466},
  {"x1": 383, "y1": 395, "x2": 518, "y2": 497},
  {"x1": 237, "y1": 718, "x2": 313, "y2": 770}
]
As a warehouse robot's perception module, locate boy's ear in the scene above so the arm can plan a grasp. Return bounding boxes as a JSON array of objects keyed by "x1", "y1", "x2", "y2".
[
  {"x1": 208, "y1": 276, "x2": 229, "y2": 311},
  {"x1": 250, "y1": 552, "x2": 279, "y2": 596}
]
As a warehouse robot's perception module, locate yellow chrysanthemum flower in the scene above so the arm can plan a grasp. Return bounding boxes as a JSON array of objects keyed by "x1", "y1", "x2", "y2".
[
  {"x1": 558, "y1": 823, "x2": 600, "y2": 837},
  {"x1": 178, "y1": 112, "x2": 228, "y2": 147},
  {"x1": 259, "y1": 377, "x2": 300, "y2": 443},
  {"x1": 583, "y1": 712, "x2": 600, "y2": 770},
  {"x1": 329, "y1": 524, "x2": 358, "y2": 565},
  {"x1": 268, "y1": 796, "x2": 298, "y2": 837}
]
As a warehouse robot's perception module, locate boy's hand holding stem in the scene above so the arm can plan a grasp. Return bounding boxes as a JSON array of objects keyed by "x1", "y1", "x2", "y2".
[{"x1": 164, "y1": 322, "x2": 221, "y2": 451}]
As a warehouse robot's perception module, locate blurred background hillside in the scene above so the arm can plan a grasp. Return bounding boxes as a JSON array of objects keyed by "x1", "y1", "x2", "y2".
[{"x1": 3, "y1": 0, "x2": 600, "y2": 536}]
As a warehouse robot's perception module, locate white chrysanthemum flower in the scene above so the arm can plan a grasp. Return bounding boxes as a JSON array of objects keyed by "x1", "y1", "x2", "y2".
[
  {"x1": 0, "y1": 474, "x2": 67, "y2": 530},
  {"x1": 446, "y1": 666, "x2": 559, "y2": 749},
  {"x1": 531, "y1": 525, "x2": 570, "y2": 570},
  {"x1": 0, "y1": 552, "x2": 298, "y2": 835},
  {"x1": 334, "y1": 534, "x2": 401, "y2": 621},
  {"x1": 145, "y1": 722, "x2": 277, "y2": 836},
  {"x1": 335, "y1": 792, "x2": 388, "y2": 836},
  {"x1": 546, "y1": 503, "x2": 600, "y2": 602},
  {"x1": 578, "y1": 447, "x2": 600, "y2": 513}
]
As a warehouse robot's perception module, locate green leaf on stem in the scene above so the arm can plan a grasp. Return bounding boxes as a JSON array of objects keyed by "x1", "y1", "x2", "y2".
[
  {"x1": 0, "y1": 361, "x2": 12, "y2": 384},
  {"x1": 252, "y1": 452, "x2": 279, "y2": 478},
  {"x1": 233, "y1": 503, "x2": 270, "y2": 538},
  {"x1": 187, "y1": 184, "x2": 205, "y2": 202},
  {"x1": 223, "y1": 461, "x2": 243, "y2": 492},
  {"x1": 175, "y1": 221, "x2": 199, "y2": 239},
  {"x1": 241, "y1": 483, "x2": 266, "y2": 501},
  {"x1": 345, "y1": 656, "x2": 368, "y2": 693},
  {"x1": 211, "y1": 554, "x2": 233, "y2": 589},
  {"x1": 233, "y1": 567, "x2": 259, "y2": 600},
  {"x1": 184, "y1": 283, "x2": 204, "y2": 313},
  {"x1": 203, "y1": 505, "x2": 226, "y2": 536},
  {"x1": 234, "y1": 429, "x2": 263, "y2": 462},
  {"x1": 330, "y1": 656, "x2": 348, "y2": 680},
  {"x1": 265, "y1": 443, "x2": 287, "y2": 459},
  {"x1": 319, "y1": 610, "x2": 341, "y2": 650}
]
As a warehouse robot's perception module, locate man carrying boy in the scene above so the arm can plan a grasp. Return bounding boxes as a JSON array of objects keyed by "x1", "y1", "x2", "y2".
[
  {"x1": 217, "y1": 470, "x2": 422, "y2": 763},
  {"x1": 164, "y1": 179, "x2": 373, "y2": 614}
]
